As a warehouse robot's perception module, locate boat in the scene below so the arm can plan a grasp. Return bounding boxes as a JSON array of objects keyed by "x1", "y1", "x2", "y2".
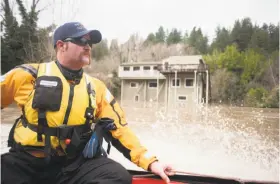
[{"x1": 128, "y1": 170, "x2": 278, "y2": 184}]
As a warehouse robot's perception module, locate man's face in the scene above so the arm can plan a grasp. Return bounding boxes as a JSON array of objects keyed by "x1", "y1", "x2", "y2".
[{"x1": 57, "y1": 34, "x2": 92, "y2": 69}]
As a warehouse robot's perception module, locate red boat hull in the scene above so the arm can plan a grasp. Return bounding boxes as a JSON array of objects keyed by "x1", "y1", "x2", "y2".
[
  {"x1": 132, "y1": 177, "x2": 183, "y2": 184},
  {"x1": 128, "y1": 170, "x2": 278, "y2": 184}
]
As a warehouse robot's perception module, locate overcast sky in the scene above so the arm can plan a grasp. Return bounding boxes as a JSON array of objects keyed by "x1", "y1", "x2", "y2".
[{"x1": 12, "y1": 0, "x2": 280, "y2": 44}]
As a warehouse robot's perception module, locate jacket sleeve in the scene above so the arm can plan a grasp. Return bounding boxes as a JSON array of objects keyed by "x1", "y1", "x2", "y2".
[
  {"x1": 1, "y1": 64, "x2": 38, "y2": 109},
  {"x1": 94, "y1": 79, "x2": 158, "y2": 171}
]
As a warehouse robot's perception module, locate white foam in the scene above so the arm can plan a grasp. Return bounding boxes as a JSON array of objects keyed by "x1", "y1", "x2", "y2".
[{"x1": 1, "y1": 106, "x2": 279, "y2": 182}]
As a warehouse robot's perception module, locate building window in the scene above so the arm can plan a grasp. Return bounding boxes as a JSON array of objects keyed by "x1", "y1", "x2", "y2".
[
  {"x1": 148, "y1": 81, "x2": 157, "y2": 88},
  {"x1": 153, "y1": 66, "x2": 158, "y2": 70},
  {"x1": 123, "y1": 66, "x2": 130, "y2": 71},
  {"x1": 135, "y1": 95, "x2": 139, "y2": 102},
  {"x1": 178, "y1": 95, "x2": 187, "y2": 101},
  {"x1": 133, "y1": 66, "x2": 140, "y2": 71},
  {"x1": 172, "y1": 79, "x2": 180, "y2": 87},
  {"x1": 130, "y1": 82, "x2": 138, "y2": 88},
  {"x1": 143, "y1": 66, "x2": 150, "y2": 70},
  {"x1": 185, "y1": 78, "x2": 194, "y2": 87}
]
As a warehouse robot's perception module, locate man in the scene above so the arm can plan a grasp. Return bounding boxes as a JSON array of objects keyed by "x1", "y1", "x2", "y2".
[{"x1": 1, "y1": 22, "x2": 173, "y2": 184}]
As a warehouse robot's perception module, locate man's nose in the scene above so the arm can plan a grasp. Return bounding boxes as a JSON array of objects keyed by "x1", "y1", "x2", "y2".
[{"x1": 84, "y1": 44, "x2": 91, "y2": 50}]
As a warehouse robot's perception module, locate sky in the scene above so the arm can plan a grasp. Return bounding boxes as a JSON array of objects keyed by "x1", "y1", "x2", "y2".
[{"x1": 9, "y1": 0, "x2": 280, "y2": 44}]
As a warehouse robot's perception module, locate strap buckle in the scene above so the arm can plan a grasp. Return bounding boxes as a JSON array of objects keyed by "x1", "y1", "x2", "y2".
[
  {"x1": 84, "y1": 107, "x2": 94, "y2": 120},
  {"x1": 57, "y1": 125, "x2": 73, "y2": 140}
]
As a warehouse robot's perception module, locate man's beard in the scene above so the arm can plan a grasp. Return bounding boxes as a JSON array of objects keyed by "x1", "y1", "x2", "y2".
[{"x1": 80, "y1": 54, "x2": 91, "y2": 65}]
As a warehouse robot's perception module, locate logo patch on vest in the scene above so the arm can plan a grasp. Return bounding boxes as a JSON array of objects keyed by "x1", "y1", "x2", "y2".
[{"x1": 40, "y1": 80, "x2": 58, "y2": 87}]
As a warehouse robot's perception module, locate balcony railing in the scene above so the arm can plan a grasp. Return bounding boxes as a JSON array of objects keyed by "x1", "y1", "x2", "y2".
[
  {"x1": 118, "y1": 67, "x2": 166, "y2": 79},
  {"x1": 118, "y1": 63, "x2": 209, "y2": 78},
  {"x1": 157, "y1": 63, "x2": 208, "y2": 73}
]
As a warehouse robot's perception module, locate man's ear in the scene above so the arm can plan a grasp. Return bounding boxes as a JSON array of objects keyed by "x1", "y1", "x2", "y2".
[
  {"x1": 63, "y1": 42, "x2": 68, "y2": 51},
  {"x1": 56, "y1": 40, "x2": 64, "y2": 51}
]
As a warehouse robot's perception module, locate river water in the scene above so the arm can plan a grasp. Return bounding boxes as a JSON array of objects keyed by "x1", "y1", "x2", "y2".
[{"x1": 1, "y1": 104, "x2": 279, "y2": 182}]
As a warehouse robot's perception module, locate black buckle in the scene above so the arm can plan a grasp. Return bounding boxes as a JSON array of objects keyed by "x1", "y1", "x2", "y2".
[
  {"x1": 57, "y1": 125, "x2": 73, "y2": 140},
  {"x1": 84, "y1": 107, "x2": 94, "y2": 120},
  {"x1": 37, "y1": 110, "x2": 46, "y2": 142},
  {"x1": 38, "y1": 111, "x2": 47, "y2": 125},
  {"x1": 37, "y1": 125, "x2": 43, "y2": 142},
  {"x1": 38, "y1": 111, "x2": 45, "y2": 119}
]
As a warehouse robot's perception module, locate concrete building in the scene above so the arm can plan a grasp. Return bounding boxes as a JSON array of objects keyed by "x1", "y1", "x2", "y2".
[{"x1": 118, "y1": 55, "x2": 209, "y2": 109}]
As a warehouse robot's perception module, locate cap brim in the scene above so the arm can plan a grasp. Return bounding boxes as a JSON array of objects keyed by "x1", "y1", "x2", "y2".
[{"x1": 70, "y1": 30, "x2": 102, "y2": 44}]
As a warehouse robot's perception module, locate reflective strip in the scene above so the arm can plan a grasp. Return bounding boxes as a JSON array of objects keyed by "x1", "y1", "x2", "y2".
[
  {"x1": 143, "y1": 151, "x2": 154, "y2": 160},
  {"x1": 105, "y1": 89, "x2": 112, "y2": 102},
  {"x1": 85, "y1": 74, "x2": 90, "y2": 85},
  {"x1": 85, "y1": 74, "x2": 95, "y2": 90},
  {"x1": 0, "y1": 70, "x2": 12, "y2": 82},
  {"x1": 45, "y1": 62, "x2": 52, "y2": 75},
  {"x1": 15, "y1": 65, "x2": 37, "y2": 78},
  {"x1": 0, "y1": 75, "x2": 6, "y2": 82}
]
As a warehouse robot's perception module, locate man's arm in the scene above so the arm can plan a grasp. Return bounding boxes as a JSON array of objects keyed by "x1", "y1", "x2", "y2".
[
  {"x1": 1, "y1": 64, "x2": 38, "y2": 109},
  {"x1": 94, "y1": 79, "x2": 158, "y2": 171}
]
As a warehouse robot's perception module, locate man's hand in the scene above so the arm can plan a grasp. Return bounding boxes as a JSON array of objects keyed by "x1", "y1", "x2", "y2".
[{"x1": 148, "y1": 161, "x2": 175, "y2": 183}]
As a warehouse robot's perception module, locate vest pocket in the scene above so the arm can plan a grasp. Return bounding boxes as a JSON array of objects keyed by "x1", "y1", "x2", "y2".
[{"x1": 32, "y1": 76, "x2": 63, "y2": 111}]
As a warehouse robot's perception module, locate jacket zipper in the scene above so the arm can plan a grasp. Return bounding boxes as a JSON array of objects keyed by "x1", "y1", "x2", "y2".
[{"x1": 63, "y1": 84, "x2": 75, "y2": 125}]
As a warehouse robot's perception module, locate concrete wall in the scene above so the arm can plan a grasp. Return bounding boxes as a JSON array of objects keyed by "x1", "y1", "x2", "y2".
[
  {"x1": 122, "y1": 80, "x2": 144, "y2": 102},
  {"x1": 146, "y1": 79, "x2": 166, "y2": 103},
  {"x1": 122, "y1": 79, "x2": 166, "y2": 104},
  {"x1": 121, "y1": 71, "x2": 206, "y2": 107},
  {"x1": 165, "y1": 72, "x2": 202, "y2": 107}
]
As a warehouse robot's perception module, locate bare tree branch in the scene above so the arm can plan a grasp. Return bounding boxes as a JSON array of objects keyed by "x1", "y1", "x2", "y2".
[
  {"x1": 0, "y1": 14, "x2": 5, "y2": 21},
  {"x1": 37, "y1": 3, "x2": 51, "y2": 13}
]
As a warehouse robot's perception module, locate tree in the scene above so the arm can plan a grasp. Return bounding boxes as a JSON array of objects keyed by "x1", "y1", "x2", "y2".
[
  {"x1": 241, "y1": 48, "x2": 266, "y2": 85},
  {"x1": 182, "y1": 30, "x2": 188, "y2": 44},
  {"x1": 1, "y1": 0, "x2": 50, "y2": 74},
  {"x1": 16, "y1": 0, "x2": 41, "y2": 62},
  {"x1": 230, "y1": 17, "x2": 254, "y2": 51},
  {"x1": 110, "y1": 39, "x2": 119, "y2": 52},
  {"x1": 210, "y1": 68, "x2": 240, "y2": 103},
  {"x1": 91, "y1": 39, "x2": 109, "y2": 61},
  {"x1": 144, "y1": 33, "x2": 156, "y2": 45},
  {"x1": 36, "y1": 24, "x2": 56, "y2": 61},
  {"x1": 187, "y1": 27, "x2": 208, "y2": 54},
  {"x1": 249, "y1": 25, "x2": 269, "y2": 54},
  {"x1": 210, "y1": 26, "x2": 231, "y2": 52},
  {"x1": 222, "y1": 44, "x2": 243, "y2": 73},
  {"x1": 245, "y1": 87, "x2": 268, "y2": 107},
  {"x1": 267, "y1": 23, "x2": 279, "y2": 53},
  {"x1": 261, "y1": 50, "x2": 279, "y2": 90},
  {"x1": 264, "y1": 86, "x2": 279, "y2": 108},
  {"x1": 155, "y1": 26, "x2": 165, "y2": 43},
  {"x1": 203, "y1": 49, "x2": 221, "y2": 73},
  {"x1": 1, "y1": 0, "x2": 23, "y2": 74},
  {"x1": 166, "y1": 28, "x2": 182, "y2": 45}
]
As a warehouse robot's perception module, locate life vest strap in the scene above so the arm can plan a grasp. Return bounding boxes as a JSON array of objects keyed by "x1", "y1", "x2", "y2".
[
  {"x1": 21, "y1": 116, "x2": 91, "y2": 140},
  {"x1": 15, "y1": 65, "x2": 38, "y2": 78},
  {"x1": 8, "y1": 116, "x2": 22, "y2": 147},
  {"x1": 37, "y1": 110, "x2": 47, "y2": 142},
  {"x1": 84, "y1": 74, "x2": 95, "y2": 124}
]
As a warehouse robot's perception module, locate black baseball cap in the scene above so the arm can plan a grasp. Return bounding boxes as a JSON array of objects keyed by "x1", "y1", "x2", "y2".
[{"x1": 53, "y1": 22, "x2": 102, "y2": 48}]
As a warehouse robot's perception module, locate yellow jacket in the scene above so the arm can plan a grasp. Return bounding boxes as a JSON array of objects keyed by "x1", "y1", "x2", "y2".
[{"x1": 1, "y1": 62, "x2": 157, "y2": 171}]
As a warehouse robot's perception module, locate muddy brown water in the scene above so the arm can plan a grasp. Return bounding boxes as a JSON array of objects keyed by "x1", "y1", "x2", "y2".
[{"x1": 1, "y1": 104, "x2": 279, "y2": 182}]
